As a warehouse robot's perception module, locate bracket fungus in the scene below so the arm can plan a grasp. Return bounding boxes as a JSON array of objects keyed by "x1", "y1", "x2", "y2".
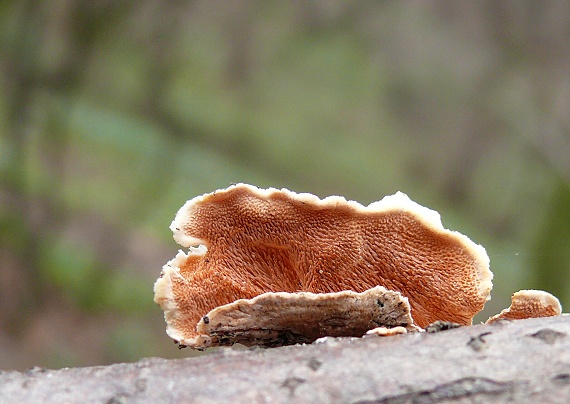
[
  {"x1": 486, "y1": 290, "x2": 562, "y2": 324},
  {"x1": 191, "y1": 287, "x2": 416, "y2": 348},
  {"x1": 154, "y1": 183, "x2": 495, "y2": 348}
]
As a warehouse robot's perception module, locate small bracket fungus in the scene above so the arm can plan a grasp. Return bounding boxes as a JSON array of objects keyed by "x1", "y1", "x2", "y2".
[
  {"x1": 154, "y1": 184, "x2": 494, "y2": 348},
  {"x1": 486, "y1": 290, "x2": 562, "y2": 324},
  {"x1": 365, "y1": 326, "x2": 409, "y2": 337},
  {"x1": 190, "y1": 286, "x2": 415, "y2": 349}
]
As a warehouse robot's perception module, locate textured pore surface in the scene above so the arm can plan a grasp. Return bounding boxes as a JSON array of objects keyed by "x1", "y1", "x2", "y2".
[
  {"x1": 487, "y1": 290, "x2": 562, "y2": 323},
  {"x1": 154, "y1": 184, "x2": 492, "y2": 346}
]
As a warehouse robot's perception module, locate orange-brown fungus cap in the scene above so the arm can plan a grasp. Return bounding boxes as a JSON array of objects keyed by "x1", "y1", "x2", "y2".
[
  {"x1": 486, "y1": 289, "x2": 562, "y2": 324},
  {"x1": 154, "y1": 184, "x2": 492, "y2": 347}
]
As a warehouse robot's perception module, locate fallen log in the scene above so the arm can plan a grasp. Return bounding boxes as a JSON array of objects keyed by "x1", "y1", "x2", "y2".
[{"x1": 1, "y1": 315, "x2": 569, "y2": 403}]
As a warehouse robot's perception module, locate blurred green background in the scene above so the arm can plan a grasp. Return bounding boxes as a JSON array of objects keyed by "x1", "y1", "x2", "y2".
[{"x1": 1, "y1": 1, "x2": 569, "y2": 371}]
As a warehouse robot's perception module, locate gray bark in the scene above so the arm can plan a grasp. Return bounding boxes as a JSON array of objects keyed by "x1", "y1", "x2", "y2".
[{"x1": 1, "y1": 315, "x2": 570, "y2": 403}]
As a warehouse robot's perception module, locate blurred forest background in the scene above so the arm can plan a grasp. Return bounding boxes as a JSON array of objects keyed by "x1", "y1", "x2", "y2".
[{"x1": 1, "y1": 1, "x2": 569, "y2": 371}]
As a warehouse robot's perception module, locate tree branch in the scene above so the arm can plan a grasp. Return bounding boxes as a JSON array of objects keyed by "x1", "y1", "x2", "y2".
[{"x1": 1, "y1": 316, "x2": 569, "y2": 403}]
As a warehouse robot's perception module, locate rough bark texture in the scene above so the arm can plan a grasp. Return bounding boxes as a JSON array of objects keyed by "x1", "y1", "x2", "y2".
[{"x1": 1, "y1": 316, "x2": 569, "y2": 403}]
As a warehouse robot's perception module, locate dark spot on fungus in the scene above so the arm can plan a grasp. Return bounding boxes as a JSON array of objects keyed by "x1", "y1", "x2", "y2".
[
  {"x1": 376, "y1": 299, "x2": 384, "y2": 308},
  {"x1": 202, "y1": 315, "x2": 210, "y2": 324}
]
